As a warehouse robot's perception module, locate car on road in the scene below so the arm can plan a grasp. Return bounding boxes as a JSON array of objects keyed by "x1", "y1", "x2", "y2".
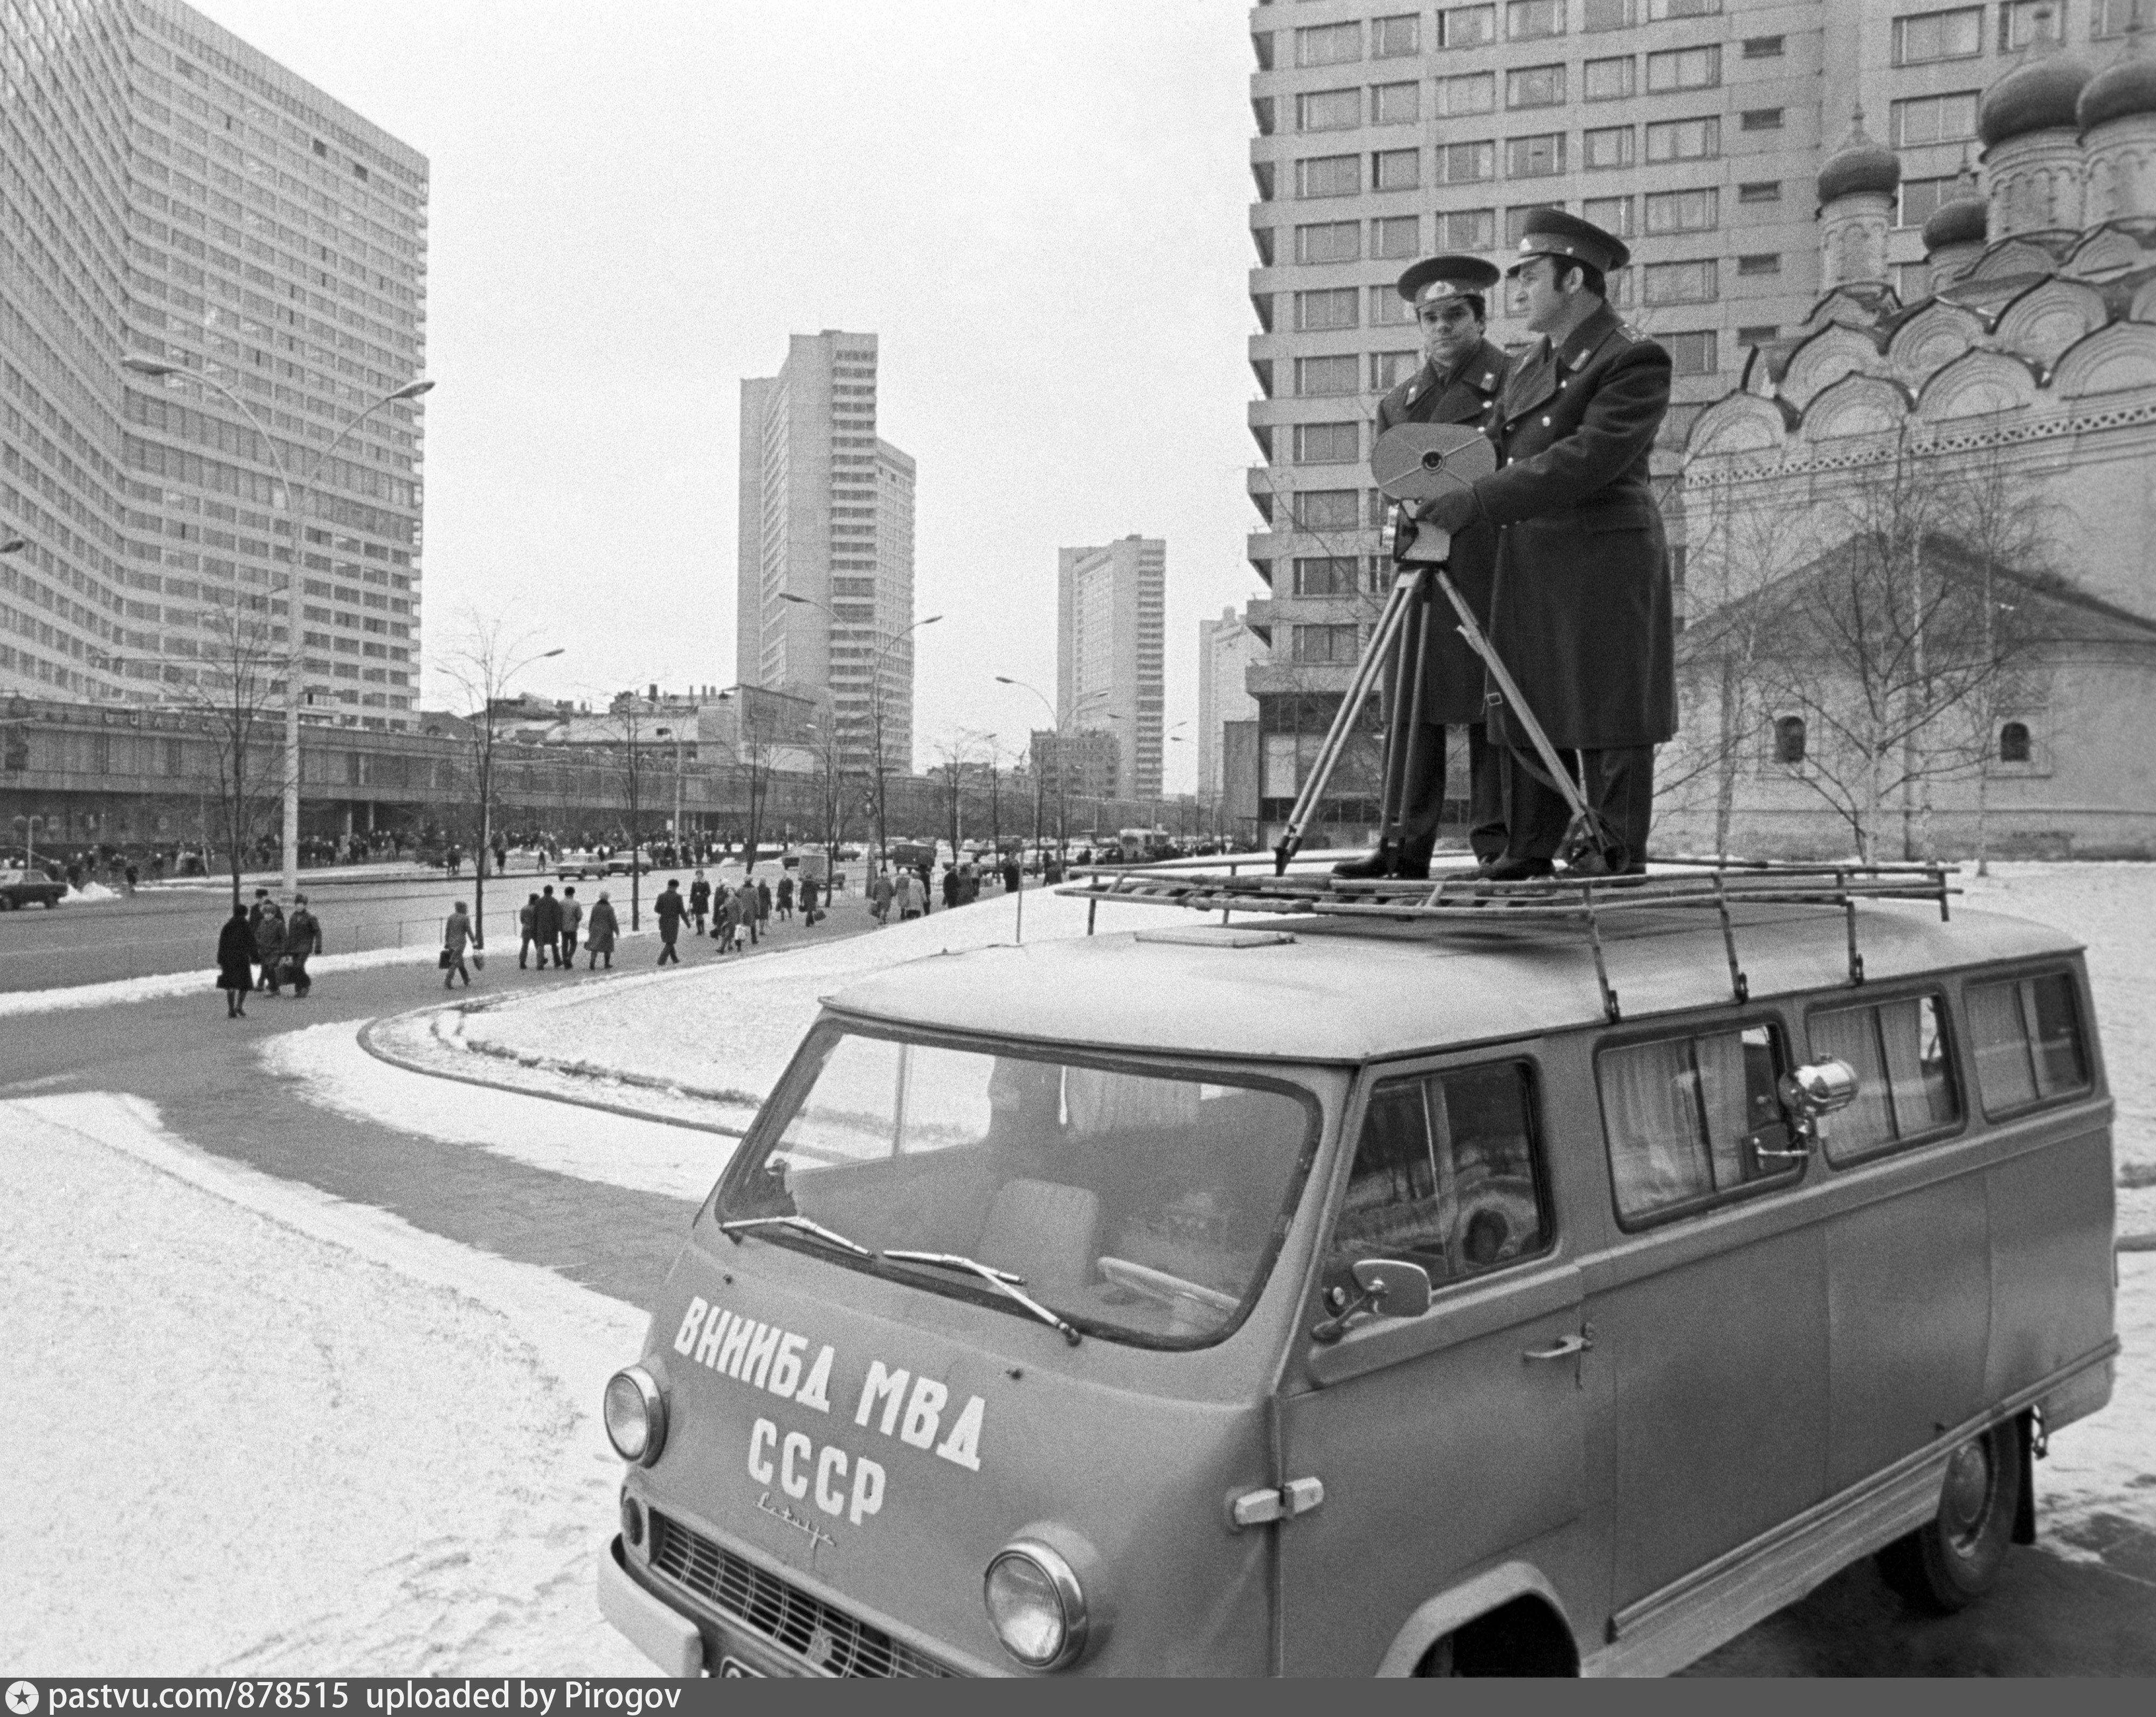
[
  {"x1": 0, "y1": 866, "x2": 66, "y2": 909},
  {"x1": 557, "y1": 848, "x2": 651, "y2": 881}
]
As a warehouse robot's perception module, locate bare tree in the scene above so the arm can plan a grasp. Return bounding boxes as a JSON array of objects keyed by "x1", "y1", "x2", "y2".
[
  {"x1": 183, "y1": 589, "x2": 289, "y2": 911},
  {"x1": 436, "y1": 611, "x2": 562, "y2": 950}
]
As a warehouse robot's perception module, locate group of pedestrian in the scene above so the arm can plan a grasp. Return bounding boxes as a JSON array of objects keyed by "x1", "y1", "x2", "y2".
[
  {"x1": 654, "y1": 869, "x2": 776, "y2": 964},
  {"x1": 213, "y1": 887, "x2": 321, "y2": 1016},
  {"x1": 516, "y1": 884, "x2": 587, "y2": 970}
]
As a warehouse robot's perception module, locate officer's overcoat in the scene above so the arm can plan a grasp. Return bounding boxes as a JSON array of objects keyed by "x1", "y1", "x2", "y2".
[
  {"x1": 1474, "y1": 301, "x2": 1676, "y2": 750},
  {"x1": 1374, "y1": 338, "x2": 1507, "y2": 726}
]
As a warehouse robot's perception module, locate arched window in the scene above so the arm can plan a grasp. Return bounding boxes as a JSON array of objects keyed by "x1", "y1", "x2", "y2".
[
  {"x1": 1774, "y1": 715, "x2": 1807, "y2": 765},
  {"x1": 1999, "y1": 721, "x2": 2031, "y2": 764}
]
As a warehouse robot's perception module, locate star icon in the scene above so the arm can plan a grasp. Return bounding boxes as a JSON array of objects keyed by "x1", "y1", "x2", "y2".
[{"x1": 7, "y1": 1683, "x2": 40, "y2": 1716}]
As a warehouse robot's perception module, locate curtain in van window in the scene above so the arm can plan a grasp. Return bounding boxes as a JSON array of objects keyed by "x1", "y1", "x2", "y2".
[
  {"x1": 1695, "y1": 1030, "x2": 1753, "y2": 1189},
  {"x1": 1812, "y1": 1005, "x2": 1894, "y2": 1151},
  {"x1": 1883, "y1": 997, "x2": 1958, "y2": 1134},
  {"x1": 2025, "y1": 974, "x2": 2090, "y2": 1096},
  {"x1": 1602, "y1": 1038, "x2": 1712, "y2": 1217},
  {"x1": 1968, "y1": 979, "x2": 2040, "y2": 1111}
]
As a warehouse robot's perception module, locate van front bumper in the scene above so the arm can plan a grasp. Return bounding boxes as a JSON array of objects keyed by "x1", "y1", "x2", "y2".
[{"x1": 599, "y1": 1535, "x2": 704, "y2": 1678}]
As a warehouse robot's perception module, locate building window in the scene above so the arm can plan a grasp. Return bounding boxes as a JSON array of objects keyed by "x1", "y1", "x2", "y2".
[
  {"x1": 1507, "y1": 63, "x2": 1566, "y2": 107},
  {"x1": 1372, "y1": 350, "x2": 1421, "y2": 391},
  {"x1": 2096, "y1": 0, "x2": 2155, "y2": 37},
  {"x1": 1294, "y1": 557, "x2": 1362, "y2": 596},
  {"x1": 1892, "y1": 7, "x2": 1982, "y2": 64},
  {"x1": 1439, "y1": 5, "x2": 1498, "y2": 46},
  {"x1": 1646, "y1": 116, "x2": 1722, "y2": 163},
  {"x1": 1295, "y1": 287, "x2": 1360, "y2": 330},
  {"x1": 1999, "y1": 720, "x2": 2033, "y2": 763},
  {"x1": 1740, "y1": 108, "x2": 1785, "y2": 131},
  {"x1": 1292, "y1": 622, "x2": 1363, "y2": 663},
  {"x1": 1505, "y1": 200, "x2": 1566, "y2": 245},
  {"x1": 1644, "y1": 259, "x2": 1719, "y2": 304},
  {"x1": 1505, "y1": 132, "x2": 1566, "y2": 177},
  {"x1": 1508, "y1": 0, "x2": 1567, "y2": 37},
  {"x1": 1297, "y1": 355, "x2": 1361, "y2": 396},
  {"x1": 1370, "y1": 285, "x2": 1418, "y2": 325},
  {"x1": 1438, "y1": 71, "x2": 1498, "y2": 116},
  {"x1": 1737, "y1": 323, "x2": 1779, "y2": 346},
  {"x1": 1583, "y1": 193, "x2": 1634, "y2": 235},
  {"x1": 1647, "y1": 44, "x2": 1722, "y2": 92},
  {"x1": 1648, "y1": 0, "x2": 1724, "y2": 15},
  {"x1": 1737, "y1": 252, "x2": 1782, "y2": 275},
  {"x1": 1773, "y1": 715, "x2": 1807, "y2": 763},
  {"x1": 1743, "y1": 34, "x2": 1786, "y2": 56},
  {"x1": 1296, "y1": 220, "x2": 1362, "y2": 264},
  {"x1": 1373, "y1": 214, "x2": 1421, "y2": 258},
  {"x1": 1436, "y1": 206, "x2": 1498, "y2": 250},
  {"x1": 1897, "y1": 175, "x2": 1959, "y2": 227},
  {"x1": 1297, "y1": 490, "x2": 1361, "y2": 531},
  {"x1": 1296, "y1": 154, "x2": 1362, "y2": 199},
  {"x1": 1298, "y1": 88, "x2": 1362, "y2": 131},
  {"x1": 1583, "y1": 0, "x2": 1638, "y2": 27},
  {"x1": 1584, "y1": 125, "x2": 1636, "y2": 169},
  {"x1": 1439, "y1": 140, "x2": 1498, "y2": 183},
  {"x1": 1584, "y1": 56, "x2": 1636, "y2": 100},
  {"x1": 1666, "y1": 330, "x2": 1719, "y2": 375},
  {"x1": 1890, "y1": 91, "x2": 1980, "y2": 147},
  {"x1": 1373, "y1": 147, "x2": 1422, "y2": 191},
  {"x1": 1296, "y1": 21, "x2": 1364, "y2": 66},
  {"x1": 1372, "y1": 80, "x2": 1421, "y2": 124},
  {"x1": 1372, "y1": 12, "x2": 1422, "y2": 57},
  {"x1": 2001, "y1": 0, "x2": 2065, "y2": 48},
  {"x1": 1738, "y1": 179, "x2": 1783, "y2": 204},
  {"x1": 1644, "y1": 186, "x2": 1720, "y2": 233}
]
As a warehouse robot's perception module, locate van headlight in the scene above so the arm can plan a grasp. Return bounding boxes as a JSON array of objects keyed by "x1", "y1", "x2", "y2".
[
  {"x1": 984, "y1": 1539, "x2": 1088, "y2": 1670},
  {"x1": 603, "y1": 1366, "x2": 667, "y2": 1466}
]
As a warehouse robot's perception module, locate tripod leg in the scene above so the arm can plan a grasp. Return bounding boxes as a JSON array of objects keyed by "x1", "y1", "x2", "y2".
[{"x1": 1375, "y1": 578, "x2": 1433, "y2": 854}]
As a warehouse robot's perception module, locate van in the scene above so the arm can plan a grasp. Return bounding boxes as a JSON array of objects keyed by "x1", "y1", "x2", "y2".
[{"x1": 595, "y1": 862, "x2": 2116, "y2": 1676}]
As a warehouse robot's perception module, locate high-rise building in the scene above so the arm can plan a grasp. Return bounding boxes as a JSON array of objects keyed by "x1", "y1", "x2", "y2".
[
  {"x1": 736, "y1": 331, "x2": 917, "y2": 773},
  {"x1": 1056, "y1": 535, "x2": 1165, "y2": 801},
  {"x1": 1198, "y1": 607, "x2": 1263, "y2": 798},
  {"x1": 1, "y1": 0, "x2": 429, "y2": 724},
  {"x1": 1241, "y1": 0, "x2": 2129, "y2": 844}
]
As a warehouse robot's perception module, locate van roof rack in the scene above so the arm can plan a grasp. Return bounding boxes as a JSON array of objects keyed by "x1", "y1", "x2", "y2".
[{"x1": 1059, "y1": 856, "x2": 1957, "y2": 1024}]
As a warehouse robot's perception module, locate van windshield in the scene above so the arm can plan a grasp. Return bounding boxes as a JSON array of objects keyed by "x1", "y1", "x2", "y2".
[{"x1": 711, "y1": 1025, "x2": 1322, "y2": 1348}]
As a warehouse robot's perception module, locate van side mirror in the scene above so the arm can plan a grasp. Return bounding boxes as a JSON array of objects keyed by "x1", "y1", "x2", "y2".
[{"x1": 1311, "y1": 1258, "x2": 1433, "y2": 1344}]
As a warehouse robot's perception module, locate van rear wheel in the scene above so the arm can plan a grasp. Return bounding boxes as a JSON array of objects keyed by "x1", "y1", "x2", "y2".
[{"x1": 1876, "y1": 1420, "x2": 2021, "y2": 1614}]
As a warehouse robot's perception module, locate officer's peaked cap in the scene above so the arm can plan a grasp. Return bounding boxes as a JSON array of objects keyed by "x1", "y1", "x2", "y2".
[
  {"x1": 1396, "y1": 254, "x2": 1501, "y2": 310},
  {"x1": 1506, "y1": 208, "x2": 1630, "y2": 277}
]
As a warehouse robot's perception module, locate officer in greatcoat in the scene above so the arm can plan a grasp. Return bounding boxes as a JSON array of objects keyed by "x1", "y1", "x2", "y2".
[
  {"x1": 1336, "y1": 254, "x2": 1511, "y2": 881},
  {"x1": 1414, "y1": 210, "x2": 1675, "y2": 877}
]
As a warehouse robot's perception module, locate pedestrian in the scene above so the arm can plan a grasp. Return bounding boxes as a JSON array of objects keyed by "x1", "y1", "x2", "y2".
[
  {"x1": 776, "y1": 873, "x2": 794, "y2": 920},
  {"x1": 1003, "y1": 855, "x2": 1021, "y2": 894},
  {"x1": 743, "y1": 872, "x2": 762, "y2": 945},
  {"x1": 715, "y1": 887, "x2": 740, "y2": 954},
  {"x1": 585, "y1": 891, "x2": 618, "y2": 969},
  {"x1": 216, "y1": 905, "x2": 254, "y2": 1018},
  {"x1": 801, "y1": 875, "x2": 821, "y2": 926},
  {"x1": 870, "y1": 867, "x2": 894, "y2": 925},
  {"x1": 559, "y1": 885, "x2": 583, "y2": 967},
  {"x1": 942, "y1": 866, "x2": 960, "y2": 911},
  {"x1": 899, "y1": 869, "x2": 923, "y2": 921},
  {"x1": 917, "y1": 862, "x2": 935, "y2": 912},
  {"x1": 441, "y1": 899, "x2": 474, "y2": 988},
  {"x1": 757, "y1": 876, "x2": 772, "y2": 939},
  {"x1": 534, "y1": 884, "x2": 563, "y2": 968},
  {"x1": 284, "y1": 893, "x2": 322, "y2": 998},
  {"x1": 122, "y1": 859, "x2": 139, "y2": 895},
  {"x1": 689, "y1": 869, "x2": 711, "y2": 937},
  {"x1": 519, "y1": 894, "x2": 542, "y2": 968},
  {"x1": 253, "y1": 897, "x2": 287, "y2": 995},
  {"x1": 655, "y1": 877, "x2": 688, "y2": 964}
]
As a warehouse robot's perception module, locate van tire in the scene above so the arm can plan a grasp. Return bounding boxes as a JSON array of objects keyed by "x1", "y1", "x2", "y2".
[{"x1": 1876, "y1": 1419, "x2": 2022, "y2": 1613}]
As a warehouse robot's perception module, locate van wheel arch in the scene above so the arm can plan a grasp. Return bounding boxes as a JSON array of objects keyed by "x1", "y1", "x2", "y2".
[
  {"x1": 1414, "y1": 1595, "x2": 1579, "y2": 1677},
  {"x1": 1875, "y1": 1416, "x2": 2023, "y2": 1614}
]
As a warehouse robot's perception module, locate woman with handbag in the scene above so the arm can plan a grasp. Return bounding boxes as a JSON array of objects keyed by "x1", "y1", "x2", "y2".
[{"x1": 441, "y1": 900, "x2": 474, "y2": 988}]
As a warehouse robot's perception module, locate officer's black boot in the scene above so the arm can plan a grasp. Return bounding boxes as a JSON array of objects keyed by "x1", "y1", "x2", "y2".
[{"x1": 1332, "y1": 843, "x2": 1401, "y2": 880}]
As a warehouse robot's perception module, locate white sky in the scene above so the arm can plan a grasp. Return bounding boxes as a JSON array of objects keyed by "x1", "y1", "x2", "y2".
[{"x1": 189, "y1": 0, "x2": 1264, "y2": 792}]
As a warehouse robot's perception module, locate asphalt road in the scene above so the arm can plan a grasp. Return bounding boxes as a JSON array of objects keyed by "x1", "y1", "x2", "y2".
[{"x1": 5, "y1": 931, "x2": 2150, "y2": 1676}]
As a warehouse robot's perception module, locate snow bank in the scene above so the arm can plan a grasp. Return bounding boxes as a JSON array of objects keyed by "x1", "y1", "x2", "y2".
[
  {"x1": 0, "y1": 1091, "x2": 649, "y2": 1676},
  {"x1": 68, "y1": 881, "x2": 119, "y2": 902}
]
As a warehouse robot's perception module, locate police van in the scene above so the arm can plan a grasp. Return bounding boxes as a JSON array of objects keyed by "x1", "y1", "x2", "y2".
[{"x1": 595, "y1": 860, "x2": 2116, "y2": 1676}]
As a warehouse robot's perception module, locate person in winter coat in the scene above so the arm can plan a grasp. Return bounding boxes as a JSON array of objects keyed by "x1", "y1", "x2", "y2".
[
  {"x1": 519, "y1": 894, "x2": 542, "y2": 968},
  {"x1": 655, "y1": 879, "x2": 688, "y2": 965},
  {"x1": 942, "y1": 866, "x2": 961, "y2": 910},
  {"x1": 715, "y1": 888, "x2": 741, "y2": 955},
  {"x1": 776, "y1": 874, "x2": 794, "y2": 920},
  {"x1": 742, "y1": 872, "x2": 762, "y2": 945},
  {"x1": 869, "y1": 868, "x2": 894, "y2": 925},
  {"x1": 216, "y1": 906, "x2": 255, "y2": 1017},
  {"x1": 585, "y1": 892, "x2": 619, "y2": 969},
  {"x1": 899, "y1": 870, "x2": 923, "y2": 920},
  {"x1": 757, "y1": 877, "x2": 773, "y2": 936},
  {"x1": 1003, "y1": 856, "x2": 1021, "y2": 894},
  {"x1": 442, "y1": 901, "x2": 474, "y2": 988},
  {"x1": 559, "y1": 886, "x2": 583, "y2": 968},
  {"x1": 689, "y1": 871, "x2": 711, "y2": 936},
  {"x1": 533, "y1": 886, "x2": 563, "y2": 968},
  {"x1": 284, "y1": 894, "x2": 323, "y2": 998},
  {"x1": 253, "y1": 899, "x2": 287, "y2": 995},
  {"x1": 800, "y1": 875, "x2": 821, "y2": 925}
]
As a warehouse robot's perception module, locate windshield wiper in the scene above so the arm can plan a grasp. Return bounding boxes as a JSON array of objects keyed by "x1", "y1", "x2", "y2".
[
  {"x1": 881, "y1": 1250, "x2": 1082, "y2": 1346},
  {"x1": 720, "y1": 1214, "x2": 870, "y2": 1257}
]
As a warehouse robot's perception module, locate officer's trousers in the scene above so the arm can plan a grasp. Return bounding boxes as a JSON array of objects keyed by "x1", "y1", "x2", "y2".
[
  {"x1": 1501, "y1": 744, "x2": 1656, "y2": 874},
  {"x1": 1392, "y1": 721, "x2": 1507, "y2": 869}
]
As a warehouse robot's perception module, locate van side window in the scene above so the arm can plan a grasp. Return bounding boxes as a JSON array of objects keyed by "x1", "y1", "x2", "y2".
[
  {"x1": 1808, "y1": 994, "x2": 1960, "y2": 1164},
  {"x1": 1326, "y1": 1061, "x2": 1549, "y2": 1296},
  {"x1": 1600, "y1": 1023, "x2": 1795, "y2": 1226},
  {"x1": 1967, "y1": 972, "x2": 2091, "y2": 1114}
]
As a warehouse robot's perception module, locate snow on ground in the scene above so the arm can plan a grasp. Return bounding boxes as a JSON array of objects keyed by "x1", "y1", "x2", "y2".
[
  {"x1": 262, "y1": 1021, "x2": 731, "y2": 1203},
  {"x1": 2037, "y1": 1251, "x2": 2156, "y2": 1559},
  {"x1": 0, "y1": 1090, "x2": 650, "y2": 1677},
  {"x1": 68, "y1": 880, "x2": 119, "y2": 902}
]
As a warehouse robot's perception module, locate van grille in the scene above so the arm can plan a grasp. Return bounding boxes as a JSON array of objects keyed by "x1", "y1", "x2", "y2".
[{"x1": 647, "y1": 1510, "x2": 956, "y2": 1678}]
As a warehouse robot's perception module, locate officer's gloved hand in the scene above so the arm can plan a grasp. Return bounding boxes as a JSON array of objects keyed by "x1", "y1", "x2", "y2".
[{"x1": 1419, "y1": 487, "x2": 1483, "y2": 535}]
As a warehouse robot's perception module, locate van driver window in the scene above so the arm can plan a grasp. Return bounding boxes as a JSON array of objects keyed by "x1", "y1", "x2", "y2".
[
  {"x1": 1967, "y1": 972, "x2": 2091, "y2": 1115},
  {"x1": 1809, "y1": 994, "x2": 1960, "y2": 1164},
  {"x1": 1600, "y1": 1023, "x2": 1795, "y2": 1224},
  {"x1": 1325, "y1": 1061, "x2": 1549, "y2": 1297}
]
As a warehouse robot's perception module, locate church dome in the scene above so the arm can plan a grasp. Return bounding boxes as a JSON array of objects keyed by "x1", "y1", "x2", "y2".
[
  {"x1": 1979, "y1": 52, "x2": 2093, "y2": 146},
  {"x1": 1816, "y1": 113, "x2": 1902, "y2": 203},
  {"x1": 1923, "y1": 169, "x2": 1989, "y2": 249},
  {"x1": 2078, "y1": 34, "x2": 2156, "y2": 131}
]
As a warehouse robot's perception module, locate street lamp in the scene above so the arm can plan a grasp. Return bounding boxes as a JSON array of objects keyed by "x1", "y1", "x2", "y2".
[
  {"x1": 121, "y1": 355, "x2": 435, "y2": 898},
  {"x1": 654, "y1": 724, "x2": 687, "y2": 863}
]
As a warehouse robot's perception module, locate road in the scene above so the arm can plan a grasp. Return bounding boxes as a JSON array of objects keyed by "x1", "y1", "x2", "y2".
[{"x1": 4, "y1": 904, "x2": 2150, "y2": 1676}]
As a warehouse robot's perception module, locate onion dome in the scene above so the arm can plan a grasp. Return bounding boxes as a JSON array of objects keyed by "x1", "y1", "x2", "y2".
[
  {"x1": 2079, "y1": 26, "x2": 2156, "y2": 131},
  {"x1": 1922, "y1": 164, "x2": 1988, "y2": 250},
  {"x1": 1816, "y1": 109, "x2": 1901, "y2": 204},
  {"x1": 1979, "y1": 38, "x2": 2093, "y2": 146}
]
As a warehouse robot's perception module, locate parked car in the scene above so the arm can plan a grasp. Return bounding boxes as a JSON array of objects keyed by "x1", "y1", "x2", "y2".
[
  {"x1": 0, "y1": 866, "x2": 66, "y2": 909},
  {"x1": 558, "y1": 848, "x2": 651, "y2": 880}
]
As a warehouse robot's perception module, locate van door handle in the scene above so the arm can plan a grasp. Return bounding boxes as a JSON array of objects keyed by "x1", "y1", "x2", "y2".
[{"x1": 1523, "y1": 1330, "x2": 1593, "y2": 1362}]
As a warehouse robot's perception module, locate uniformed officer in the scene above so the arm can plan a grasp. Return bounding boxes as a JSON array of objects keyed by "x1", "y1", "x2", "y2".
[
  {"x1": 1414, "y1": 209, "x2": 1675, "y2": 878},
  {"x1": 1335, "y1": 254, "x2": 1510, "y2": 881}
]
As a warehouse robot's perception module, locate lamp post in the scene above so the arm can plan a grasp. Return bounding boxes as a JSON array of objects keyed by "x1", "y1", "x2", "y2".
[
  {"x1": 122, "y1": 356, "x2": 434, "y2": 898},
  {"x1": 11, "y1": 813, "x2": 51, "y2": 876},
  {"x1": 777, "y1": 593, "x2": 939, "y2": 865},
  {"x1": 654, "y1": 724, "x2": 687, "y2": 864}
]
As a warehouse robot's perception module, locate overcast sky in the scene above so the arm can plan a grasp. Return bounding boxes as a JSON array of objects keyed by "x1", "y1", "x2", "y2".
[{"x1": 191, "y1": 0, "x2": 1261, "y2": 792}]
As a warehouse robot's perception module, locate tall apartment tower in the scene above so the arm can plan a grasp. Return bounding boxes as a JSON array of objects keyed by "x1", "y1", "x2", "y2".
[
  {"x1": 736, "y1": 331, "x2": 917, "y2": 773},
  {"x1": 1198, "y1": 607, "x2": 1263, "y2": 799},
  {"x1": 0, "y1": 0, "x2": 429, "y2": 723},
  {"x1": 1241, "y1": 0, "x2": 2118, "y2": 839},
  {"x1": 1056, "y1": 535, "x2": 1166, "y2": 802}
]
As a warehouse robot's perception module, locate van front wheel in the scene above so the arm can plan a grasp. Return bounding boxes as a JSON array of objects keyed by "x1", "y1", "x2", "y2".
[{"x1": 1876, "y1": 1420, "x2": 2022, "y2": 1613}]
